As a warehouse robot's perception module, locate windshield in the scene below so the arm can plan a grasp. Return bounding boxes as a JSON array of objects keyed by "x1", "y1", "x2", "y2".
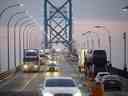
[
  {"x1": 45, "y1": 79, "x2": 76, "y2": 87},
  {"x1": 93, "y1": 50, "x2": 106, "y2": 55},
  {"x1": 100, "y1": 73, "x2": 110, "y2": 77},
  {"x1": 25, "y1": 52, "x2": 38, "y2": 56}
]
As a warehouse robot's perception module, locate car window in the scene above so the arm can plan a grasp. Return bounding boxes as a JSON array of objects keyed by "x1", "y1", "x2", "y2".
[
  {"x1": 100, "y1": 74, "x2": 109, "y2": 77},
  {"x1": 25, "y1": 52, "x2": 37, "y2": 56},
  {"x1": 45, "y1": 79, "x2": 76, "y2": 87}
]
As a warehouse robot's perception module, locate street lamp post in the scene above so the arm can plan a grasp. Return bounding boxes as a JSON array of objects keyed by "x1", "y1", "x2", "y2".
[
  {"x1": 13, "y1": 16, "x2": 28, "y2": 67},
  {"x1": 22, "y1": 23, "x2": 35, "y2": 49},
  {"x1": 121, "y1": 6, "x2": 128, "y2": 71},
  {"x1": 7, "y1": 11, "x2": 25, "y2": 70},
  {"x1": 122, "y1": 6, "x2": 128, "y2": 12},
  {"x1": 0, "y1": 3, "x2": 23, "y2": 71},
  {"x1": 123, "y1": 32, "x2": 127, "y2": 71},
  {"x1": 81, "y1": 31, "x2": 91, "y2": 49},
  {"x1": 0, "y1": 4, "x2": 23, "y2": 18},
  {"x1": 27, "y1": 26, "x2": 36, "y2": 48},
  {"x1": 94, "y1": 25, "x2": 112, "y2": 64},
  {"x1": 82, "y1": 31, "x2": 101, "y2": 49},
  {"x1": 24, "y1": 25, "x2": 37, "y2": 48},
  {"x1": 19, "y1": 19, "x2": 32, "y2": 65},
  {"x1": 27, "y1": 28, "x2": 37, "y2": 48}
]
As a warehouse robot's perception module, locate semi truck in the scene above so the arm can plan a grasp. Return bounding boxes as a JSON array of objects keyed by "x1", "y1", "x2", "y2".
[{"x1": 21, "y1": 49, "x2": 40, "y2": 72}]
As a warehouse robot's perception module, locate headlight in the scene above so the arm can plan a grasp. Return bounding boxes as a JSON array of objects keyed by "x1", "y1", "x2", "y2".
[
  {"x1": 43, "y1": 92, "x2": 53, "y2": 96},
  {"x1": 74, "y1": 91, "x2": 82, "y2": 96},
  {"x1": 53, "y1": 61, "x2": 57, "y2": 64},
  {"x1": 46, "y1": 72, "x2": 51, "y2": 76},
  {"x1": 34, "y1": 65, "x2": 38, "y2": 69},
  {"x1": 48, "y1": 55, "x2": 52, "y2": 59},
  {"x1": 48, "y1": 60, "x2": 52, "y2": 64},
  {"x1": 53, "y1": 72, "x2": 59, "y2": 76},
  {"x1": 48, "y1": 60, "x2": 57, "y2": 64},
  {"x1": 23, "y1": 65, "x2": 28, "y2": 69}
]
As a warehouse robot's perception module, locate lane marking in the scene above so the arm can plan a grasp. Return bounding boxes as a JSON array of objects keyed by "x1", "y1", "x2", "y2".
[{"x1": 19, "y1": 73, "x2": 38, "y2": 91}]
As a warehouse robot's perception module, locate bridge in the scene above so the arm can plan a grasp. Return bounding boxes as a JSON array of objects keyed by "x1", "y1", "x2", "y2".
[{"x1": 0, "y1": 0, "x2": 128, "y2": 96}]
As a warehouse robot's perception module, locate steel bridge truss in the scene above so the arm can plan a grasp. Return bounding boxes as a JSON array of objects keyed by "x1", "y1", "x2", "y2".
[{"x1": 44, "y1": 0, "x2": 72, "y2": 48}]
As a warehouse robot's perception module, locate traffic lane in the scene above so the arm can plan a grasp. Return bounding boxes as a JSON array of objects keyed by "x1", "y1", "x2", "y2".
[
  {"x1": 64, "y1": 54, "x2": 128, "y2": 96},
  {"x1": 0, "y1": 73, "x2": 39, "y2": 96},
  {"x1": 63, "y1": 55, "x2": 90, "y2": 96},
  {"x1": 65, "y1": 55, "x2": 128, "y2": 96},
  {"x1": 0, "y1": 72, "x2": 38, "y2": 91},
  {"x1": 0, "y1": 64, "x2": 47, "y2": 91},
  {"x1": 0, "y1": 66, "x2": 46, "y2": 96},
  {"x1": 23, "y1": 71, "x2": 45, "y2": 91}
]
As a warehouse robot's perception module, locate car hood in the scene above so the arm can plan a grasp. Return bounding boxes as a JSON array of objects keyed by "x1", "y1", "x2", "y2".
[{"x1": 42, "y1": 87, "x2": 80, "y2": 94}]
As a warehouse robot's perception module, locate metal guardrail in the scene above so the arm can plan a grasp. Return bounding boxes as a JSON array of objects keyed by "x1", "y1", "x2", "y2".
[
  {"x1": 0, "y1": 71, "x2": 10, "y2": 80},
  {"x1": 0, "y1": 70, "x2": 16, "y2": 81}
]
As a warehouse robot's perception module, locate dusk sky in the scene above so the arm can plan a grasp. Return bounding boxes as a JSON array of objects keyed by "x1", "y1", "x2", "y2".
[
  {"x1": 0, "y1": 0, "x2": 128, "y2": 32},
  {"x1": 18, "y1": 0, "x2": 128, "y2": 33},
  {"x1": 0, "y1": 0, "x2": 128, "y2": 70}
]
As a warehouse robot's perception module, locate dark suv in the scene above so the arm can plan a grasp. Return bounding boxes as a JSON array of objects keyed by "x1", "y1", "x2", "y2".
[{"x1": 92, "y1": 50, "x2": 107, "y2": 75}]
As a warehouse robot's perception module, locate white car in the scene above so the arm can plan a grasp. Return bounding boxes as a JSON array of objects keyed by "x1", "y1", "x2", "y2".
[
  {"x1": 101, "y1": 75, "x2": 122, "y2": 90},
  {"x1": 95, "y1": 72, "x2": 111, "y2": 82},
  {"x1": 101, "y1": 74, "x2": 121, "y2": 82},
  {"x1": 41, "y1": 77, "x2": 82, "y2": 96}
]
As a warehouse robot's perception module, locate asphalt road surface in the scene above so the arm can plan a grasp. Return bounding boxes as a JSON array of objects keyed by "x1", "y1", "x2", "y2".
[{"x1": 0, "y1": 53, "x2": 128, "y2": 96}]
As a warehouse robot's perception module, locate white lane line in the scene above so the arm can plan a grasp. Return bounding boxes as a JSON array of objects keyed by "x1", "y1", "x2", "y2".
[{"x1": 19, "y1": 73, "x2": 38, "y2": 91}]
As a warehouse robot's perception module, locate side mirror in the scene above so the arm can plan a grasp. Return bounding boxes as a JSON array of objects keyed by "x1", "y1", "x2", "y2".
[
  {"x1": 78, "y1": 83, "x2": 83, "y2": 88},
  {"x1": 76, "y1": 80, "x2": 83, "y2": 88}
]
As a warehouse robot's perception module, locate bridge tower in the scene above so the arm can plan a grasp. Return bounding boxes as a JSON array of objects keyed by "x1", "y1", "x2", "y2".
[{"x1": 44, "y1": 0, "x2": 72, "y2": 49}]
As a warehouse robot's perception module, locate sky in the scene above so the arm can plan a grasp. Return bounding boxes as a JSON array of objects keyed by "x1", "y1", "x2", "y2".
[
  {"x1": 0, "y1": 0, "x2": 128, "y2": 69},
  {"x1": 17, "y1": 0, "x2": 128, "y2": 33},
  {"x1": 0, "y1": 0, "x2": 128, "y2": 32}
]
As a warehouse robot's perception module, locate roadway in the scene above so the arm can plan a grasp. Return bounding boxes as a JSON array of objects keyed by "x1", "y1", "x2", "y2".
[
  {"x1": 0, "y1": 53, "x2": 128, "y2": 96},
  {"x1": 0, "y1": 53, "x2": 84, "y2": 96}
]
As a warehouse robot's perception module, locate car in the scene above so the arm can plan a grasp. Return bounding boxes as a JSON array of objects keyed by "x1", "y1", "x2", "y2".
[
  {"x1": 92, "y1": 50, "x2": 107, "y2": 66},
  {"x1": 39, "y1": 54, "x2": 48, "y2": 65},
  {"x1": 21, "y1": 62, "x2": 40, "y2": 72},
  {"x1": 41, "y1": 77, "x2": 82, "y2": 96},
  {"x1": 22, "y1": 49, "x2": 40, "y2": 72},
  {"x1": 95, "y1": 72, "x2": 111, "y2": 82},
  {"x1": 45, "y1": 63, "x2": 61, "y2": 77},
  {"x1": 101, "y1": 75, "x2": 122, "y2": 90},
  {"x1": 47, "y1": 63, "x2": 58, "y2": 72},
  {"x1": 92, "y1": 50, "x2": 108, "y2": 75}
]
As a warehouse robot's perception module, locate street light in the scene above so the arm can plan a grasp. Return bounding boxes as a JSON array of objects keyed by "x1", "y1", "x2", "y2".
[
  {"x1": 27, "y1": 28, "x2": 37, "y2": 48},
  {"x1": 19, "y1": 19, "x2": 33, "y2": 65},
  {"x1": 121, "y1": 5, "x2": 128, "y2": 71},
  {"x1": 24, "y1": 24, "x2": 37, "y2": 48},
  {"x1": 13, "y1": 16, "x2": 29, "y2": 67},
  {"x1": 18, "y1": 22, "x2": 35, "y2": 65},
  {"x1": 81, "y1": 31, "x2": 90, "y2": 49},
  {"x1": 22, "y1": 23, "x2": 36, "y2": 49},
  {"x1": 7, "y1": 11, "x2": 25, "y2": 70},
  {"x1": 122, "y1": 6, "x2": 128, "y2": 12},
  {"x1": 0, "y1": 3, "x2": 23, "y2": 71},
  {"x1": 94, "y1": 25, "x2": 112, "y2": 64},
  {"x1": 82, "y1": 31, "x2": 101, "y2": 49},
  {"x1": 0, "y1": 4, "x2": 23, "y2": 18}
]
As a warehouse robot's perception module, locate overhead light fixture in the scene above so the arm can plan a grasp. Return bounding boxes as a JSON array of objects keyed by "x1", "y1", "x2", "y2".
[
  {"x1": 122, "y1": 6, "x2": 128, "y2": 12},
  {"x1": 19, "y1": 3, "x2": 24, "y2": 7}
]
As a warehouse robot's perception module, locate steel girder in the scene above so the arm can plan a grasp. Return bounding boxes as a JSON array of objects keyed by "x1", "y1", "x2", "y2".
[{"x1": 44, "y1": 0, "x2": 72, "y2": 48}]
